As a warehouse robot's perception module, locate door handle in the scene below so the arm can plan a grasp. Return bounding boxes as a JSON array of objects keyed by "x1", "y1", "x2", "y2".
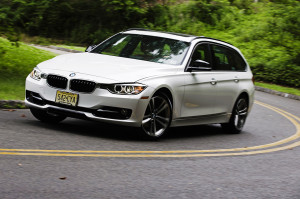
[
  {"x1": 211, "y1": 78, "x2": 217, "y2": 85},
  {"x1": 234, "y1": 76, "x2": 239, "y2": 83}
]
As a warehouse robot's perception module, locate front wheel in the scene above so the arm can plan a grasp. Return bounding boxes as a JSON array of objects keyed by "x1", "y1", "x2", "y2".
[
  {"x1": 30, "y1": 108, "x2": 66, "y2": 123},
  {"x1": 221, "y1": 97, "x2": 248, "y2": 134},
  {"x1": 141, "y1": 93, "x2": 172, "y2": 138}
]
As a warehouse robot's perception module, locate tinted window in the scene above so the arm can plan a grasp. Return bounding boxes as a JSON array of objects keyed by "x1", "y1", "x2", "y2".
[
  {"x1": 191, "y1": 44, "x2": 210, "y2": 63},
  {"x1": 211, "y1": 44, "x2": 246, "y2": 71},
  {"x1": 91, "y1": 34, "x2": 190, "y2": 65},
  {"x1": 231, "y1": 50, "x2": 247, "y2": 71}
]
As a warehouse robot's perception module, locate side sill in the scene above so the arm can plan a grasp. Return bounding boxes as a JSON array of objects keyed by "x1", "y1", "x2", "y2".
[{"x1": 171, "y1": 113, "x2": 231, "y2": 127}]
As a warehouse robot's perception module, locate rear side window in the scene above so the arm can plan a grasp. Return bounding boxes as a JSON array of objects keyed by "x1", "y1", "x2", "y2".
[
  {"x1": 231, "y1": 50, "x2": 247, "y2": 71},
  {"x1": 211, "y1": 44, "x2": 246, "y2": 71}
]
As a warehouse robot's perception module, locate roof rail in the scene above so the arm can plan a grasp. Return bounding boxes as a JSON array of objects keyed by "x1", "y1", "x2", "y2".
[
  {"x1": 126, "y1": 28, "x2": 151, "y2": 31},
  {"x1": 125, "y1": 28, "x2": 195, "y2": 38},
  {"x1": 192, "y1": 36, "x2": 233, "y2": 46}
]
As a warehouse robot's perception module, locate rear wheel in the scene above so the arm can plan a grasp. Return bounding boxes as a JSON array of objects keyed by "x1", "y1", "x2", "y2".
[
  {"x1": 30, "y1": 107, "x2": 66, "y2": 123},
  {"x1": 221, "y1": 97, "x2": 248, "y2": 134},
  {"x1": 141, "y1": 93, "x2": 172, "y2": 138}
]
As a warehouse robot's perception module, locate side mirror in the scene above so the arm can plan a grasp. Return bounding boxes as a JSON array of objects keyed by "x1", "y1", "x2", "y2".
[
  {"x1": 187, "y1": 60, "x2": 211, "y2": 72},
  {"x1": 85, "y1": 45, "x2": 97, "y2": 52}
]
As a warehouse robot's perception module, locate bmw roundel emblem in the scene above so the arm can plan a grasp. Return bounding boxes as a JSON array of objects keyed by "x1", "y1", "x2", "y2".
[{"x1": 69, "y1": 73, "x2": 76, "y2": 77}]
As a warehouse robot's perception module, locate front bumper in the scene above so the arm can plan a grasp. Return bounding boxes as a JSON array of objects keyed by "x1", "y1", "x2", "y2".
[{"x1": 25, "y1": 76, "x2": 153, "y2": 127}]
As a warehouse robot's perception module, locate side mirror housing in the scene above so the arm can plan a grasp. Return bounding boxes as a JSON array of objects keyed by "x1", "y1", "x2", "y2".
[
  {"x1": 85, "y1": 45, "x2": 97, "y2": 52},
  {"x1": 187, "y1": 60, "x2": 211, "y2": 72}
]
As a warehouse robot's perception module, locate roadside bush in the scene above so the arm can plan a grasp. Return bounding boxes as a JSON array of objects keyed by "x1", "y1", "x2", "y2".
[
  {"x1": 0, "y1": 0, "x2": 299, "y2": 88},
  {"x1": 233, "y1": 2, "x2": 300, "y2": 87}
]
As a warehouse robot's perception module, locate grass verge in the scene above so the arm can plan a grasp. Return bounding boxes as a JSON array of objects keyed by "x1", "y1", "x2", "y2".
[
  {"x1": 0, "y1": 37, "x2": 57, "y2": 100},
  {"x1": 0, "y1": 79, "x2": 26, "y2": 100},
  {"x1": 255, "y1": 82, "x2": 300, "y2": 96}
]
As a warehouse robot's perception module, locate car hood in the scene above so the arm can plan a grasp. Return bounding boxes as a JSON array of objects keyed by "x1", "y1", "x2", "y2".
[{"x1": 38, "y1": 53, "x2": 180, "y2": 83}]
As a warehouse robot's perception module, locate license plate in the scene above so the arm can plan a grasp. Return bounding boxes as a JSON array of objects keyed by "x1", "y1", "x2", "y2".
[{"x1": 55, "y1": 91, "x2": 78, "y2": 106}]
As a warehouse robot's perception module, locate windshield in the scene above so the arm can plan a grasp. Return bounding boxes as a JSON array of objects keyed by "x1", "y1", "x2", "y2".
[{"x1": 91, "y1": 34, "x2": 190, "y2": 65}]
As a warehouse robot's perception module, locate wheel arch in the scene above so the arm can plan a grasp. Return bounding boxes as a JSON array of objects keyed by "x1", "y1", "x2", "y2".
[
  {"x1": 238, "y1": 91, "x2": 250, "y2": 106},
  {"x1": 154, "y1": 87, "x2": 174, "y2": 107},
  {"x1": 141, "y1": 87, "x2": 174, "y2": 138},
  {"x1": 152, "y1": 87, "x2": 175, "y2": 121}
]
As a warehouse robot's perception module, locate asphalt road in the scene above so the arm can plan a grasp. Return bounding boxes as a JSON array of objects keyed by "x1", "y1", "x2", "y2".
[
  {"x1": 30, "y1": 45, "x2": 71, "y2": 55},
  {"x1": 0, "y1": 91, "x2": 300, "y2": 199}
]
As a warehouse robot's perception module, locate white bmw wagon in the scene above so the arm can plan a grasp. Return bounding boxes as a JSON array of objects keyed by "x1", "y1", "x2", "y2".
[{"x1": 25, "y1": 29, "x2": 255, "y2": 138}]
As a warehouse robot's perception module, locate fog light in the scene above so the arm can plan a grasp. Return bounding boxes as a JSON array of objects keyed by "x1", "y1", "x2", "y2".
[{"x1": 121, "y1": 109, "x2": 128, "y2": 116}]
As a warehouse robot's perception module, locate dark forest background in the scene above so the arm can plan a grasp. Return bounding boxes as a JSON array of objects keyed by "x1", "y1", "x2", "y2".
[{"x1": 0, "y1": 0, "x2": 299, "y2": 87}]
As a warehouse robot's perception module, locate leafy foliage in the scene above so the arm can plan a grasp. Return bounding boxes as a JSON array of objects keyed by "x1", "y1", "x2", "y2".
[
  {"x1": 231, "y1": 2, "x2": 300, "y2": 87},
  {"x1": 145, "y1": 0, "x2": 300, "y2": 87},
  {"x1": 0, "y1": 0, "x2": 299, "y2": 87}
]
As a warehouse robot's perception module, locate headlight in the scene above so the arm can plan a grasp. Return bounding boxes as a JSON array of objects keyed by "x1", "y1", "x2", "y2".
[
  {"x1": 101, "y1": 83, "x2": 147, "y2": 95},
  {"x1": 30, "y1": 67, "x2": 43, "y2": 80}
]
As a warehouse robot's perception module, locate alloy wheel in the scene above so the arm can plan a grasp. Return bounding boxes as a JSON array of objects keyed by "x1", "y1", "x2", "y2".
[
  {"x1": 233, "y1": 98, "x2": 248, "y2": 130},
  {"x1": 142, "y1": 95, "x2": 172, "y2": 137}
]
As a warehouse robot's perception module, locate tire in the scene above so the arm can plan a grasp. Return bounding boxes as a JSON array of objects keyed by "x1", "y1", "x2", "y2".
[
  {"x1": 30, "y1": 107, "x2": 66, "y2": 123},
  {"x1": 141, "y1": 92, "x2": 172, "y2": 138},
  {"x1": 221, "y1": 96, "x2": 248, "y2": 134}
]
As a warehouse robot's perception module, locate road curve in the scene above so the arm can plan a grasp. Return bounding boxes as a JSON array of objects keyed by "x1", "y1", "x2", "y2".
[{"x1": 0, "y1": 91, "x2": 300, "y2": 198}]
